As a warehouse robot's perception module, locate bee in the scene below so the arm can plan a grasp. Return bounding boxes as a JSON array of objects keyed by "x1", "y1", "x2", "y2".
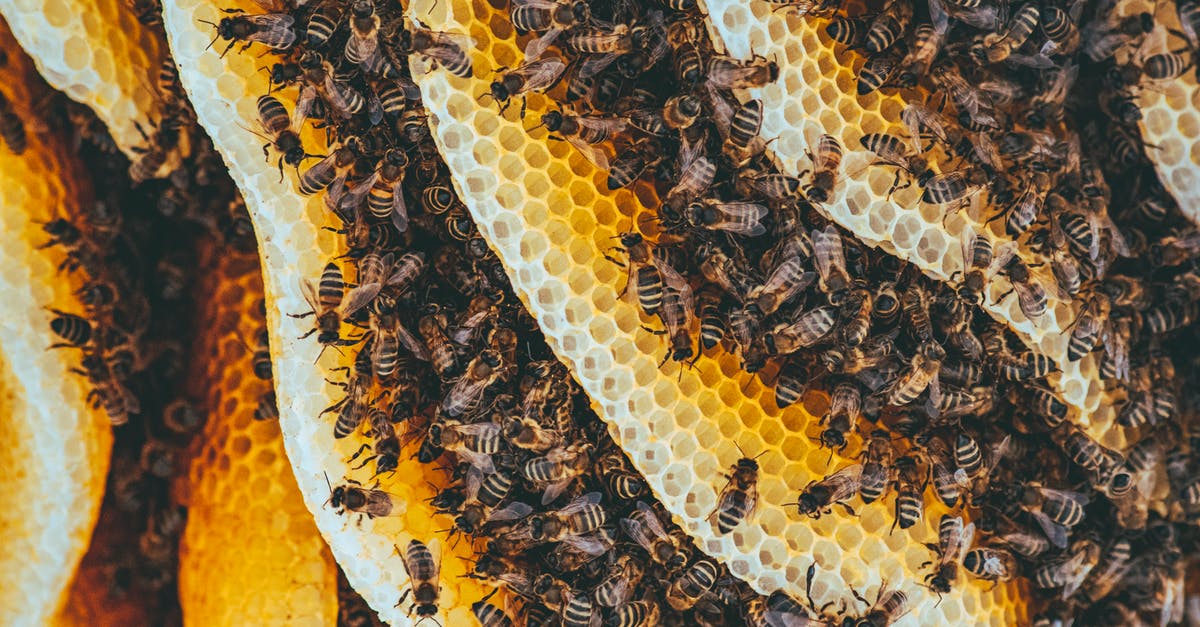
[
  {"x1": 685, "y1": 199, "x2": 769, "y2": 236},
  {"x1": 523, "y1": 442, "x2": 592, "y2": 504},
  {"x1": 567, "y1": 21, "x2": 653, "y2": 78},
  {"x1": 1002, "y1": 257, "x2": 1047, "y2": 320},
  {"x1": 440, "y1": 350, "x2": 505, "y2": 417},
  {"x1": 607, "y1": 232, "x2": 664, "y2": 318},
  {"x1": 859, "y1": 132, "x2": 933, "y2": 196},
  {"x1": 418, "y1": 311, "x2": 458, "y2": 379},
  {"x1": 657, "y1": 263, "x2": 696, "y2": 363},
  {"x1": 0, "y1": 91, "x2": 26, "y2": 154},
  {"x1": 963, "y1": 546, "x2": 1016, "y2": 583},
  {"x1": 48, "y1": 309, "x2": 92, "y2": 348},
  {"x1": 1039, "y1": 3, "x2": 1080, "y2": 56},
  {"x1": 794, "y1": 463, "x2": 862, "y2": 518},
  {"x1": 1078, "y1": 538, "x2": 1132, "y2": 603},
  {"x1": 924, "y1": 515, "x2": 974, "y2": 594},
  {"x1": 607, "y1": 137, "x2": 664, "y2": 189},
  {"x1": 595, "y1": 552, "x2": 644, "y2": 607},
  {"x1": 525, "y1": 492, "x2": 608, "y2": 550},
  {"x1": 610, "y1": 601, "x2": 660, "y2": 627},
  {"x1": 761, "y1": 0, "x2": 843, "y2": 17},
  {"x1": 471, "y1": 594, "x2": 513, "y2": 627},
  {"x1": 865, "y1": 0, "x2": 914, "y2": 54},
  {"x1": 857, "y1": 51, "x2": 899, "y2": 95},
  {"x1": 501, "y1": 413, "x2": 563, "y2": 453},
  {"x1": 711, "y1": 453, "x2": 760, "y2": 534},
  {"x1": 748, "y1": 257, "x2": 814, "y2": 317},
  {"x1": 422, "y1": 184, "x2": 456, "y2": 215},
  {"x1": 812, "y1": 225, "x2": 852, "y2": 304},
  {"x1": 202, "y1": 7, "x2": 296, "y2": 57},
  {"x1": 561, "y1": 595, "x2": 599, "y2": 627},
  {"x1": 396, "y1": 539, "x2": 441, "y2": 622},
  {"x1": 303, "y1": 2, "x2": 337, "y2": 47},
  {"x1": 621, "y1": 501, "x2": 689, "y2": 572},
  {"x1": 978, "y1": 4, "x2": 1039, "y2": 63},
  {"x1": 662, "y1": 94, "x2": 703, "y2": 131},
  {"x1": 858, "y1": 429, "x2": 894, "y2": 504},
  {"x1": 397, "y1": 22, "x2": 473, "y2": 78},
  {"x1": 325, "y1": 476, "x2": 405, "y2": 519},
  {"x1": 538, "y1": 108, "x2": 626, "y2": 169},
  {"x1": 1034, "y1": 538, "x2": 1100, "y2": 599},
  {"x1": 921, "y1": 168, "x2": 988, "y2": 209},
  {"x1": 1143, "y1": 52, "x2": 1190, "y2": 80},
  {"x1": 886, "y1": 341, "x2": 943, "y2": 407},
  {"x1": 705, "y1": 55, "x2": 779, "y2": 90},
  {"x1": 892, "y1": 454, "x2": 924, "y2": 530},
  {"x1": 344, "y1": 0, "x2": 379, "y2": 65},
  {"x1": 818, "y1": 381, "x2": 860, "y2": 454},
  {"x1": 454, "y1": 470, "x2": 531, "y2": 534},
  {"x1": 850, "y1": 584, "x2": 909, "y2": 626},
  {"x1": 342, "y1": 148, "x2": 411, "y2": 232},
  {"x1": 697, "y1": 289, "x2": 726, "y2": 351},
  {"x1": 897, "y1": 0, "x2": 948, "y2": 85},
  {"x1": 1017, "y1": 483, "x2": 1089, "y2": 549},
  {"x1": 291, "y1": 262, "x2": 380, "y2": 351},
  {"x1": 488, "y1": 57, "x2": 568, "y2": 117},
  {"x1": 1067, "y1": 295, "x2": 1110, "y2": 361},
  {"x1": 803, "y1": 134, "x2": 842, "y2": 203},
  {"x1": 1057, "y1": 424, "x2": 1122, "y2": 481},
  {"x1": 376, "y1": 77, "x2": 421, "y2": 117},
  {"x1": 429, "y1": 420, "x2": 502, "y2": 474},
  {"x1": 298, "y1": 140, "x2": 358, "y2": 196},
  {"x1": 510, "y1": 0, "x2": 592, "y2": 59},
  {"x1": 666, "y1": 558, "x2": 720, "y2": 611},
  {"x1": 723, "y1": 99, "x2": 765, "y2": 165},
  {"x1": 764, "y1": 305, "x2": 838, "y2": 355}
]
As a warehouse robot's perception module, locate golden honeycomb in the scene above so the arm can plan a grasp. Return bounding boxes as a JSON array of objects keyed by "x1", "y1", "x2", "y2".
[
  {"x1": 160, "y1": 0, "x2": 495, "y2": 623},
  {"x1": 177, "y1": 245, "x2": 337, "y2": 626},
  {"x1": 407, "y1": 0, "x2": 1024, "y2": 623},
  {"x1": 0, "y1": 0, "x2": 167, "y2": 160},
  {"x1": 0, "y1": 21, "x2": 112, "y2": 627},
  {"x1": 1138, "y1": 3, "x2": 1200, "y2": 226},
  {"x1": 699, "y1": 0, "x2": 1120, "y2": 444}
]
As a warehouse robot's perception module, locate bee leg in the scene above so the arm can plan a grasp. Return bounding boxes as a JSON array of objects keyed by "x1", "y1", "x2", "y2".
[
  {"x1": 395, "y1": 587, "x2": 411, "y2": 610},
  {"x1": 640, "y1": 325, "x2": 667, "y2": 336},
  {"x1": 520, "y1": 96, "x2": 528, "y2": 120}
]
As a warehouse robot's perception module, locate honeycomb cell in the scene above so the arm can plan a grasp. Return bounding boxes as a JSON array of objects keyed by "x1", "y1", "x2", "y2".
[
  {"x1": 160, "y1": 0, "x2": 507, "y2": 623},
  {"x1": 0, "y1": 22, "x2": 112, "y2": 627}
]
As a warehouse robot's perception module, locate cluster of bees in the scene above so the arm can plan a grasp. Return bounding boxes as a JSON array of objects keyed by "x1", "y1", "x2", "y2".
[
  {"x1": 26, "y1": 45, "x2": 254, "y2": 622},
  {"x1": 212, "y1": 0, "x2": 781, "y2": 624},
  {"x1": 473, "y1": 0, "x2": 1200, "y2": 622}
]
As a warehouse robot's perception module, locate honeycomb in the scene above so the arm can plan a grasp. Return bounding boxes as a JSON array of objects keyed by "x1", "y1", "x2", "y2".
[
  {"x1": 0, "y1": 21, "x2": 112, "y2": 627},
  {"x1": 0, "y1": 0, "x2": 167, "y2": 160},
  {"x1": 1137, "y1": 3, "x2": 1200, "y2": 226},
  {"x1": 160, "y1": 0, "x2": 494, "y2": 623},
  {"x1": 698, "y1": 0, "x2": 1119, "y2": 444},
  {"x1": 407, "y1": 0, "x2": 1023, "y2": 623},
  {"x1": 177, "y1": 244, "x2": 337, "y2": 626}
]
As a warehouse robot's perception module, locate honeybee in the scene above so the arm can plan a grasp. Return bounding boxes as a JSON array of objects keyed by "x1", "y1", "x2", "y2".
[
  {"x1": 488, "y1": 57, "x2": 567, "y2": 117},
  {"x1": 665, "y1": 134, "x2": 716, "y2": 210},
  {"x1": 419, "y1": 311, "x2": 458, "y2": 379},
  {"x1": 794, "y1": 463, "x2": 862, "y2": 518},
  {"x1": 667, "y1": 559, "x2": 720, "y2": 611},
  {"x1": 865, "y1": 0, "x2": 914, "y2": 54},
  {"x1": 685, "y1": 199, "x2": 769, "y2": 236},
  {"x1": 568, "y1": 18, "x2": 663, "y2": 79},
  {"x1": 963, "y1": 546, "x2": 1016, "y2": 582},
  {"x1": 537, "y1": 108, "x2": 626, "y2": 169},
  {"x1": 803, "y1": 134, "x2": 842, "y2": 203},
  {"x1": 607, "y1": 232, "x2": 664, "y2": 318},
  {"x1": 441, "y1": 350, "x2": 505, "y2": 417},
  {"x1": 471, "y1": 594, "x2": 514, "y2": 627},
  {"x1": 292, "y1": 262, "x2": 380, "y2": 351},
  {"x1": 397, "y1": 22, "x2": 474, "y2": 78},
  {"x1": 897, "y1": 0, "x2": 949, "y2": 85},
  {"x1": 293, "y1": 52, "x2": 365, "y2": 120},
  {"x1": 298, "y1": 139, "x2": 358, "y2": 196},
  {"x1": 849, "y1": 584, "x2": 909, "y2": 627},
  {"x1": 48, "y1": 309, "x2": 92, "y2": 348},
  {"x1": 1017, "y1": 483, "x2": 1089, "y2": 549},
  {"x1": 510, "y1": 0, "x2": 591, "y2": 59},
  {"x1": 657, "y1": 261, "x2": 696, "y2": 363},
  {"x1": 704, "y1": 55, "x2": 779, "y2": 90},
  {"x1": 764, "y1": 305, "x2": 838, "y2": 355},
  {"x1": 526, "y1": 492, "x2": 609, "y2": 552},
  {"x1": 325, "y1": 476, "x2": 405, "y2": 519},
  {"x1": 523, "y1": 442, "x2": 593, "y2": 504},
  {"x1": 397, "y1": 539, "x2": 441, "y2": 622},
  {"x1": 885, "y1": 341, "x2": 944, "y2": 408},
  {"x1": 924, "y1": 514, "x2": 975, "y2": 595},
  {"x1": 428, "y1": 420, "x2": 502, "y2": 473},
  {"x1": 748, "y1": 256, "x2": 814, "y2": 316},
  {"x1": 1034, "y1": 537, "x2": 1100, "y2": 599},
  {"x1": 1067, "y1": 294, "x2": 1110, "y2": 361},
  {"x1": 820, "y1": 381, "x2": 861, "y2": 453},
  {"x1": 340, "y1": 149, "x2": 409, "y2": 232},
  {"x1": 711, "y1": 453, "x2": 760, "y2": 534},
  {"x1": 610, "y1": 600, "x2": 661, "y2": 627},
  {"x1": 1002, "y1": 257, "x2": 1048, "y2": 320},
  {"x1": 813, "y1": 225, "x2": 851, "y2": 304},
  {"x1": 501, "y1": 413, "x2": 562, "y2": 452},
  {"x1": 1078, "y1": 538, "x2": 1133, "y2": 603},
  {"x1": 344, "y1": 0, "x2": 379, "y2": 66},
  {"x1": 621, "y1": 501, "x2": 689, "y2": 572},
  {"x1": 607, "y1": 137, "x2": 664, "y2": 189},
  {"x1": 859, "y1": 132, "x2": 933, "y2": 196},
  {"x1": 978, "y1": 4, "x2": 1040, "y2": 63},
  {"x1": 893, "y1": 454, "x2": 924, "y2": 530},
  {"x1": 202, "y1": 6, "x2": 296, "y2": 57}
]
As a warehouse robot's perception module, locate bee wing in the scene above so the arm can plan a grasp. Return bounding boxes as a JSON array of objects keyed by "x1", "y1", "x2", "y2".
[
  {"x1": 426, "y1": 537, "x2": 441, "y2": 584},
  {"x1": 1039, "y1": 486, "x2": 1091, "y2": 508},
  {"x1": 634, "y1": 501, "x2": 670, "y2": 538},
  {"x1": 901, "y1": 105, "x2": 935, "y2": 155},
  {"x1": 557, "y1": 491, "x2": 603, "y2": 516},
  {"x1": 323, "y1": 74, "x2": 358, "y2": 118},
  {"x1": 394, "y1": 322, "x2": 430, "y2": 361},
  {"x1": 618, "y1": 517, "x2": 657, "y2": 552},
  {"x1": 562, "y1": 533, "x2": 612, "y2": 557},
  {"x1": 928, "y1": 0, "x2": 950, "y2": 34},
  {"x1": 389, "y1": 179, "x2": 410, "y2": 233},
  {"x1": 540, "y1": 479, "x2": 572, "y2": 505},
  {"x1": 488, "y1": 502, "x2": 534, "y2": 523},
  {"x1": 1030, "y1": 511, "x2": 1069, "y2": 549},
  {"x1": 456, "y1": 448, "x2": 497, "y2": 474},
  {"x1": 340, "y1": 283, "x2": 382, "y2": 317},
  {"x1": 297, "y1": 277, "x2": 321, "y2": 313},
  {"x1": 516, "y1": 57, "x2": 568, "y2": 93},
  {"x1": 574, "y1": 114, "x2": 627, "y2": 136},
  {"x1": 338, "y1": 171, "x2": 379, "y2": 212},
  {"x1": 523, "y1": 28, "x2": 563, "y2": 61},
  {"x1": 824, "y1": 463, "x2": 864, "y2": 499},
  {"x1": 365, "y1": 88, "x2": 384, "y2": 126},
  {"x1": 960, "y1": 226, "x2": 978, "y2": 273},
  {"x1": 813, "y1": 225, "x2": 847, "y2": 283},
  {"x1": 366, "y1": 489, "x2": 405, "y2": 516},
  {"x1": 464, "y1": 467, "x2": 484, "y2": 501},
  {"x1": 713, "y1": 202, "x2": 769, "y2": 236},
  {"x1": 704, "y1": 84, "x2": 734, "y2": 142},
  {"x1": 292, "y1": 85, "x2": 317, "y2": 131},
  {"x1": 986, "y1": 240, "x2": 1018, "y2": 278},
  {"x1": 250, "y1": 0, "x2": 287, "y2": 10},
  {"x1": 578, "y1": 53, "x2": 619, "y2": 79},
  {"x1": 565, "y1": 133, "x2": 609, "y2": 170},
  {"x1": 958, "y1": 522, "x2": 976, "y2": 563}
]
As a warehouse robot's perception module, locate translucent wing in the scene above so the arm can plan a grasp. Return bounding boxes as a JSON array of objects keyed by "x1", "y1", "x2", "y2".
[
  {"x1": 711, "y1": 202, "x2": 769, "y2": 236},
  {"x1": 298, "y1": 277, "x2": 321, "y2": 313},
  {"x1": 457, "y1": 448, "x2": 497, "y2": 474},
  {"x1": 524, "y1": 28, "x2": 564, "y2": 61},
  {"x1": 565, "y1": 133, "x2": 609, "y2": 169},
  {"x1": 986, "y1": 240, "x2": 1018, "y2": 278},
  {"x1": 292, "y1": 85, "x2": 317, "y2": 131},
  {"x1": 578, "y1": 52, "x2": 619, "y2": 79},
  {"x1": 338, "y1": 171, "x2": 379, "y2": 212},
  {"x1": 389, "y1": 179, "x2": 409, "y2": 233},
  {"x1": 960, "y1": 226, "x2": 978, "y2": 273},
  {"x1": 557, "y1": 491, "x2": 603, "y2": 515},
  {"x1": 813, "y1": 225, "x2": 847, "y2": 284},
  {"x1": 340, "y1": 283, "x2": 382, "y2": 316},
  {"x1": 323, "y1": 74, "x2": 360, "y2": 117},
  {"x1": 563, "y1": 533, "x2": 613, "y2": 556},
  {"x1": 634, "y1": 501, "x2": 669, "y2": 538},
  {"x1": 488, "y1": 502, "x2": 534, "y2": 523},
  {"x1": 1030, "y1": 511, "x2": 1069, "y2": 549},
  {"x1": 515, "y1": 57, "x2": 568, "y2": 93}
]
